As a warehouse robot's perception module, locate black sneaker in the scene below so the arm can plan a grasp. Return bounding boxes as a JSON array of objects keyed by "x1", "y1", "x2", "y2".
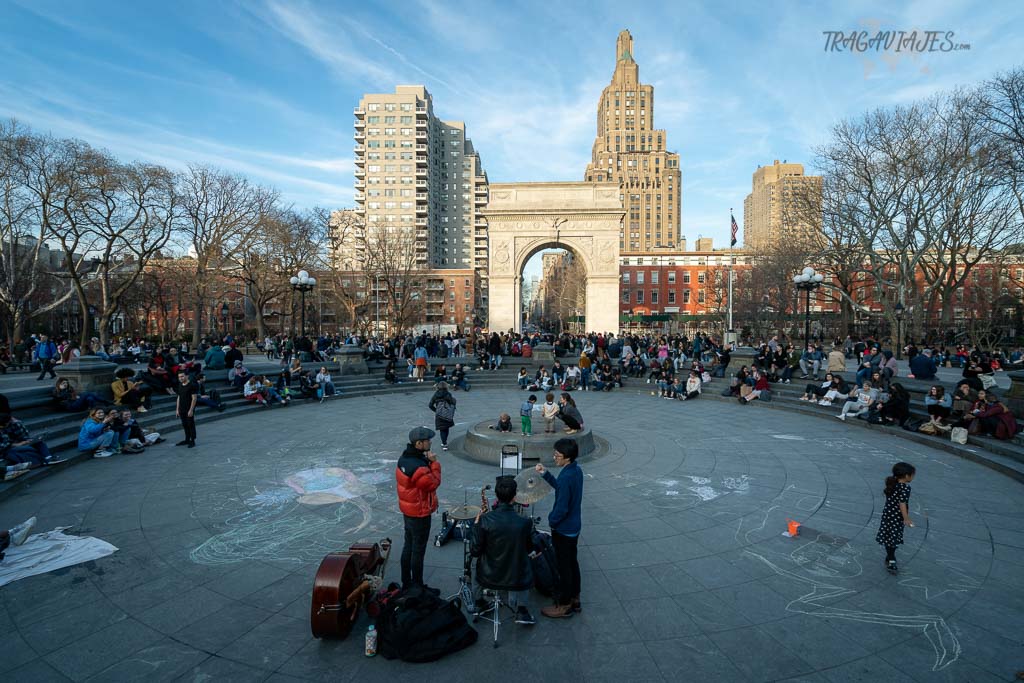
[
  {"x1": 886, "y1": 560, "x2": 898, "y2": 575},
  {"x1": 514, "y1": 606, "x2": 536, "y2": 625},
  {"x1": 175, "y1": 440, "x2": 188, "y2": 446}
]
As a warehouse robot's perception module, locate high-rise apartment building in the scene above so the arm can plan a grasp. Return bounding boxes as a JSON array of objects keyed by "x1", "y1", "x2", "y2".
[
  {"x1": 742, "y1": 160, "x2": 822, "y2": 250},
  {"x1": 585, "y1": 30, "x2": 682, "y2": 255},
  {"x1": 352, "y1": 86, "x2": 489, "y2": 314}
]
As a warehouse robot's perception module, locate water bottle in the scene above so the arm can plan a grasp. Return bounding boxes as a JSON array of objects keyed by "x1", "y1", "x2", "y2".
[{"x1": 365, "y1": 624, "x2": 377, "y2": 657}]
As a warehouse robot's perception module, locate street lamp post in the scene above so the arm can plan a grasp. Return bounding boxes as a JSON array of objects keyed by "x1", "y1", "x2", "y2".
[
  {"x1": 220, "y1": 303, "x2": 229, "y2": 337},
  {"x1": 894, "y1": 302, "x2": 905, "y2": 360},
  {"x1": 289, "y1": 270, "x2": 317, "y2": 339},
  {"x1": 792, "y1": 266, "x2": 824, "y2": 346}
]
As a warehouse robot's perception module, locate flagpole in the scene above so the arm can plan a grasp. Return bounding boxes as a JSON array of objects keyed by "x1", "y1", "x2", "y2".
[{"x1": 728, "y1": 208, "x2": 734, "y2": 334}]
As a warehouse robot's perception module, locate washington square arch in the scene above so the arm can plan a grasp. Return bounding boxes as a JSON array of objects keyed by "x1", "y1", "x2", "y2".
[{"x1": 484, "y1": 182, "x2": 624, "y2": 334}]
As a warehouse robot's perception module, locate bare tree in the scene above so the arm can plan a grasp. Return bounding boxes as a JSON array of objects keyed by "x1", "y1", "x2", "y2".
[
  {"x1": 0, "y1": 121, "x2": 79, "y2": 342},
  {"x1": 361, "y1": 224, "x2": 424, "y2": 334},
  {"x1": 52, "y1": 150, "x2": 178, "y2": 346},
  {"x1": 326, "y1": 210, "x2": 367, "y2": 332},
  {"x1": 234, "y1": 207, "x2": 326, "y2": 338},
  {"x1": 177, "y1": 166, "x2": 276, "y2": 346}
]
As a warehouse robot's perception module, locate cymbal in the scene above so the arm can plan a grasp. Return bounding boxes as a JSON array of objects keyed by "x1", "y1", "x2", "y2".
[
  {"x1": 514, "y1": 470, "x2": 553, "y2": 505},
  {"x1": 448, "y1": 504, "x2": 482, "y2": 521}
]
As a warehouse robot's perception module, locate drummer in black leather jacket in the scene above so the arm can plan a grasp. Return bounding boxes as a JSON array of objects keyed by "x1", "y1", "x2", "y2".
[{"x1": 470, "y1": 476, "x2": 535, "y2": 625}]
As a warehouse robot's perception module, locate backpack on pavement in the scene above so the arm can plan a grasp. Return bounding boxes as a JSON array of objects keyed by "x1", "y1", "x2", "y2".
[{"x1": 375, "y1": 585, "x2": 477, "y2": 662}]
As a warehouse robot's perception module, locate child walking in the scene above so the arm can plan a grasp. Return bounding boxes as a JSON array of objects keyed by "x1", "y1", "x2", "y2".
[
  {"x1": 520, "y1": 394, "x2": 537, "y2": 436},
  {"x1": 541, "y1": 392, "x2": 559, "y2": 433},
  {"x1": 875, "y1": 461, "x2": 916, "y2": 574}
]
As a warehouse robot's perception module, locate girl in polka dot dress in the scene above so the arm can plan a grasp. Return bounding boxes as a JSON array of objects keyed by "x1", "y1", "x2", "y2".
[{"x1": 875, "y1": 462, "x2": 916, "y2": 574}]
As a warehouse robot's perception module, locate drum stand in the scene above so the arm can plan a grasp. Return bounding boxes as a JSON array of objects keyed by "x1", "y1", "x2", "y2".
[{"x1": 447, "y1": 519, "x2": 476, "y2": 611}]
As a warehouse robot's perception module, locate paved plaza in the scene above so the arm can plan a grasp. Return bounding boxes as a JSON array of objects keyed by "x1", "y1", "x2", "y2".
[{"x1": 1, "y1": 387, "x2": 1022, "y2": 682}]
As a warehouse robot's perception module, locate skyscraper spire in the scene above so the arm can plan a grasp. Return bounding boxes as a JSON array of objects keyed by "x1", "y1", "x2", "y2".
[
  {"x1": 616, "y1": 29, "x2": 634, "y2": 62},
  {"x1": 585, "y1": 30, "x2": 681, "y2": 255}
]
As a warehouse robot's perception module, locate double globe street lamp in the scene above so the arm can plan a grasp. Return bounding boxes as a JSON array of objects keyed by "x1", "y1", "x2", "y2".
[
  {"x1": 290, "y1": 270, "x2": 317, "y2": 338},
  {"x1": 793, "y1": 266, "x2": 824, "y2": 346}
]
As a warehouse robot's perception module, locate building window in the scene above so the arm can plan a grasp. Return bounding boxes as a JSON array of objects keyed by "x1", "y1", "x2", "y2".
[
  {"x1": 683, "y1": 272, "x2": 690, "y2": 284},
  {"x1": 683, "y1": 290, "x2": 690, "y2": 303},
  {"x1": 622, "y1": 290, "x2": 630, "y2": 303},
  {"x1": 698, "y1": 272, "x2": 705, "y2": 283},
  {"x1": 651, "y1": 291, "x2": 659, "y2": 305},
  {"x1": 698, "y1": 291, "x2": 705, "y2": 304},
  {"x1": 636, "y1": 291, "x2": 644, "y2": 304},
  {"x1": 622, "y1": 273, "x2": 630, "y2": 284},
  {"x1": 637, "y1": 272, "x2": 645, "y2": 284},
  {"x1": 668, "y1": 271, "x2": 676, "y2": 284},
  {"x1": 668, "y1": 291, "x2": 676, "y2": 304}
]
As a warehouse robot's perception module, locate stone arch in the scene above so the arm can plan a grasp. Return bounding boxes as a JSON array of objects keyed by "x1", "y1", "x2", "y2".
[{"x1": 484, "y1": 182, "x2": 624, "y2": 334}]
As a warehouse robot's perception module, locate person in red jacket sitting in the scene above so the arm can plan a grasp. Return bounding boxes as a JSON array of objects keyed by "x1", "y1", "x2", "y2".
[{"x1": 396, "y1": 426, "x2": 442, "y2": 592}]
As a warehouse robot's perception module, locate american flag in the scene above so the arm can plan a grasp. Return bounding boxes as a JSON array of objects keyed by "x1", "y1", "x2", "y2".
[{"x1": 730, "y1": 213, "x2": 739, "y2": 247}]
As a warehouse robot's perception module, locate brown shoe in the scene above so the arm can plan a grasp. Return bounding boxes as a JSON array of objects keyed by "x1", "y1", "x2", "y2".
[{"x1": 541, "y1": 603, "x2": 574, "y2": 619}]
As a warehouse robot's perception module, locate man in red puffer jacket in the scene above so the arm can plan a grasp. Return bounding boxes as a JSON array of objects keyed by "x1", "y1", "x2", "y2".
[{"x1": 396, "y1": 427, "x2": 442, "y2": 592}]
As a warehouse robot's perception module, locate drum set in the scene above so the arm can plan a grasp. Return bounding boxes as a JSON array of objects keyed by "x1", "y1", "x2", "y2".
[{"x1": 442, "y1": 469, "x2": 554, "y2": 610}]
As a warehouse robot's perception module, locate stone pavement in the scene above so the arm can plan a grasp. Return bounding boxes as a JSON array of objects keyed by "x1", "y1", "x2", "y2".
[{"x1": 0, "y1": 387, "x2": 1022, "y2": 682}]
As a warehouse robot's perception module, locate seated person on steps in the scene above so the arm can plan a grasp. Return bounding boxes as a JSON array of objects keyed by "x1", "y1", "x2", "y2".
[{"x1": 469, "y1": 476, "x2": 535, "y2": 625}]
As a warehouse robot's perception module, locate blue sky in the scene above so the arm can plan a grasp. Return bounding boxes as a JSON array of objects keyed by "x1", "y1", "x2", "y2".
[{"x1": 2, "y1": 0, "x2": 1022, "y2": 249}]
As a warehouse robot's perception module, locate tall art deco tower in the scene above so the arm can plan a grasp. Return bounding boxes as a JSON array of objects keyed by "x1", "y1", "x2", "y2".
[{"x1": 585, "y1": 30, "x2": 682, "y2": 255}]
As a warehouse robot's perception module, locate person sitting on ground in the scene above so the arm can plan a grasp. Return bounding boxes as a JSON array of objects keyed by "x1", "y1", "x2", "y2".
[
  {"x1": 739, "y1": 369, "x2": 771, "y2": 404},
  {"x1": 820, "y1": 374, "x2": 852, "y2": 405},
  {"x1": 315, "y1": 367, "x2": 336, "y2": 402},
  {"x1": 880, "y1": 350, "x2": 899, "y2": 379},
  {"x1": 869, "y1": 370, "x2": 891, "y2": 402},
  {"x1": 924, "y1": 385, "x2": 952, "y2": 428},
  {"x1": 78, "y1": 407, "x2": 125, "y2": 458},
  {"x1": 469, "y1": 476, "x2": 536, "y2": 625},
  {"x1": 228, "y1": 360, "x2": 252, "y2": 390},
  {"x1": 224, "y1": 342, "x2": 243, "y2": 368},
  {"x1": 0, "y1": 412, "x2": 56, "y2": 469},
  {"x1": 489, "y1": 412, "x2": 513, "y2": 432},
  {"x1": 908, "y1": 348, "x2": 937, "y2": 380},
  {"x1": 960, "y1": 359, "x2": 984, "y2": 391},
  {"x1": 679, "y1": 370, "x2": 702, "y2": 401},
  {"x1": 118, "y1": 408, "x2": 163, "y2": 450},
  {"x1": 0, "y1": 516, "x2": 37, "y2": 560},
  {"x1": 112, "y1": 367, "x2": 152, "y2": 412},
  {"x1": 855, "y1": 347, "x2": 883, "y2": 385},
  {"x1": 517, "y1": 367, "x2": 530, "y2": 390},
  {"x1": 799, "y1": 345, "x2": 823, "y2": 380},
  {"x1": 384, "y1": 360, "x2": 397, "y2": 384},
  {"x1": 564, "y1": 364, "x2": 581, "y2": 390},
  {"x1": 433, "y1": 364, "x2": 448, "y2": 387},
  {"x1": 873, "y1": 382, "x2": 910, "y2": 426},
  {"x1": 800, "y1": 372, "x2": 838, "y2": 403},
  {"x1": 259, "y1": 375, "x2": 290, "y2": 406},
  {"x1": 827, "y1": 345, "x2": 847, "y2": 375},
  {"x1": 297, "y1": 371, "x2": 319, "y2": 400},
  {"x1": 141, "y1": 352, "x2": 176, "y2": 395},
  {"x1": 656, "y1": 366, "x2": 675, "y2": 398},
  {"x1": 558, "y1": 392, "x2": 584, "y2": 434},
  {"x1": 530, "y1": 370, "x2": 553, "y2": 392},
  {"x1": 451, "y1": 363, "x2": 470, "y2": 391},
  {"x1": 837, "y1": 381, "x2": 878, "y2": 421},
  {"x1": 551, "y1": 360, "x2": 565, "y2": 387},
  {"x1": 960, "y1": 390, "x2": 1018, "y2": 440},
  {"x1": 52, "y1": 378, "x2": 109, "y2": 412},
  {"x1": 243, "y1": 375, "x2": 269, "y2": 406}
]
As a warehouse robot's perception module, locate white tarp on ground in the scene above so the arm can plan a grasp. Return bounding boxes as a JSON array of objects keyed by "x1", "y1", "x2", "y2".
[{"x1": 0, "y1": 527, "x2": 117, "y2": 588}]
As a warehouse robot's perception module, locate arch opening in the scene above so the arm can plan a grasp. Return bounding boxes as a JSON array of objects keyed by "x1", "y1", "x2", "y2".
[{"x1": 520, "y1": 245, "x2": 588, "y2": 335}]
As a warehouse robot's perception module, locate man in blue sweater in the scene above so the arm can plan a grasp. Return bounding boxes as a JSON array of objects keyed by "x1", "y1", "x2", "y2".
[{"x1": 535, "y1": 438, "x2": 583, "y2": 618}]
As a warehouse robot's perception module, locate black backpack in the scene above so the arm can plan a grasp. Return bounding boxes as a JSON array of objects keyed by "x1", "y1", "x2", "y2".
[
  {"x1": 530, "y1": 530, "x2": 561, "y2": 597},
  {"x1": 376, "y1": 586, "x2": 477, "y2": 662}
]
